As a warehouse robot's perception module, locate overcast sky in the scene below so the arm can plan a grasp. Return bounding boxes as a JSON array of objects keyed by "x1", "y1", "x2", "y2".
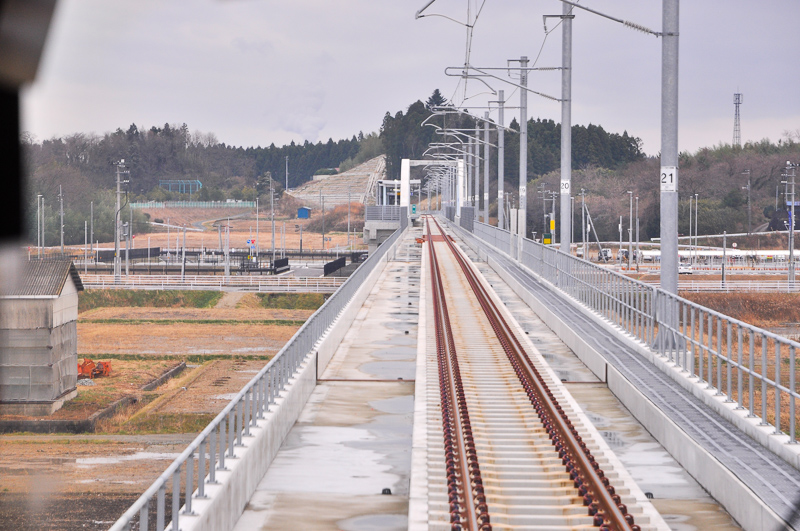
[{"x1": 21, "y1": 0, "x2": 800, "y2": 157}]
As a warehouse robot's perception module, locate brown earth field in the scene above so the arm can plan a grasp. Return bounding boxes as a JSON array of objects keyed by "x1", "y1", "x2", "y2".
[
  {"x1": 130, "y1": 207, "x2": 360, "y2": 251},
  {"x1": 0, "y1": 292, "x2": 309, "y2": 530}
]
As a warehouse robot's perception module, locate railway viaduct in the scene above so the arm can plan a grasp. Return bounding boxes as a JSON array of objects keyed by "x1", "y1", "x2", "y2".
[{"x1": 111, "y1": 212, "x2": 800, "y2": 531}]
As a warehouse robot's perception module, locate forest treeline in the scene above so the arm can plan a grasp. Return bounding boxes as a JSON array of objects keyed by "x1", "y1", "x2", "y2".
[{"x1": 22, "y1": 89, "x2": 800, "y2": 245}]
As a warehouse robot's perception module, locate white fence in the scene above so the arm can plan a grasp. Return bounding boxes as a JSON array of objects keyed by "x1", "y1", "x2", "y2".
[
  {"x1": 468, "y1": 220, "x2": 799, "y2": 446},
  {"x1": 80, "y1": 274, "x2": 345, "y2": 293}
]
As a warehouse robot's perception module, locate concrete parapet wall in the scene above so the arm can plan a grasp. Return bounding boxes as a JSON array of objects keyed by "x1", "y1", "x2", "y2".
[
  {"x1": 479, "y1": 249, "x2": 791, "y2": 531},
  {"x1": 176, "y1": 356, "x2": 317, "y2": 531}
]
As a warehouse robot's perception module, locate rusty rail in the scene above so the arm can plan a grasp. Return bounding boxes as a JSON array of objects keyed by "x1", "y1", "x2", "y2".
[
  {"x1": 430, "y1": 217, "x2": 635, "y2": 531},
  {"x1": 427, "y1": 218, "x2": 490, "y2": 530}
]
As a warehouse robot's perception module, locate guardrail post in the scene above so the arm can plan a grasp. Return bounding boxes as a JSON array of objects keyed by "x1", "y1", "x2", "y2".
[
  {"x1": 760, "y1": 333, "x2": 768, "y2": 425},
  {"x1": 197, "y1": 440, "x2": 206, "y2": 497},
  {"x1": 244, "y1": 392, "x2": 251, "y2": 436},
  {"x1": 748, "y1": 332, "x2": 756, "y2": 418},
  {"x1": 171, "y1": 469, "x2": 180, "y2": 530},
  {"x1": 775, "y1": 341, "x2": 782, "y2": 435},
  {"x1": 227, "y1": 411, "x2": 235, "y2": 455},
  {"x1": 790, "y1": 345, "x2": 796, "y2": 443},
  {"x1": 139, "y1": 503, "x2": 148, "y2": 531},
  {"x1": 707, "y1": 313, "x2": 713, "y2": 389},
  {"x1": 183, "y1": 453, "x2": 194, "y2": 515},
  {"x1": 156, "y1": 484, "x2": 166, "y2": 531},
  {"x1": 236, "y1": 401, "x2": 243, "y2": 446}
]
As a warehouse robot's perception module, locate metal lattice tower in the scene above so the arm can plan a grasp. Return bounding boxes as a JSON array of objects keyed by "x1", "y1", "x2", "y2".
[{"x1": 733, "y1": 92, "x2": 743, "y2": 147}]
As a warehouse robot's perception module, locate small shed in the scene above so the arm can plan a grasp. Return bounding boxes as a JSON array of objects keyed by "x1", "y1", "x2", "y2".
[
  {"x1": 0, "y1": 260, "x2": 84, "y2": 415},
  {"x1": 297, "y1": 206, "x2": 311, "y2": 219}
]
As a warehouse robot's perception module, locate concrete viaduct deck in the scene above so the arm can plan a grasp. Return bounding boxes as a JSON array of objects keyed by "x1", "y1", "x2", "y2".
[{"x1": 111, "y1": 216, "x2": 800, "y2": 531}]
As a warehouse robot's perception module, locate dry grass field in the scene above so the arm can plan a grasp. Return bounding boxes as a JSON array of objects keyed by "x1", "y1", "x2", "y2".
[{"x1": 0, "y1": 291, "x2": 319, "y2": 530}]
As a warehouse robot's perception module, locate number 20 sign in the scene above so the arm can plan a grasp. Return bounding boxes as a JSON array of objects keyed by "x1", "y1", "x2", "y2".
[{"x1": 660, "y1": 166, "x2": 677, "y2": 192}]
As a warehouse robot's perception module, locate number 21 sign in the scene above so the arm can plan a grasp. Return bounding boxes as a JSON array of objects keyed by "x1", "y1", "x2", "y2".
[{"x1": 660, "y1": 166, "x2": 677, "y2": 192}]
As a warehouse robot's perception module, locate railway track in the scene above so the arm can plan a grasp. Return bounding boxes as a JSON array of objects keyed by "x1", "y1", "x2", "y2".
[{"x1": 423, "y1": 217, "x2": 651, "y2": 530}]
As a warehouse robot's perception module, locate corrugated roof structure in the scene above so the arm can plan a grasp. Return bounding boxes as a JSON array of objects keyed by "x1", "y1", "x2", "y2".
[{"x1": 0, "y1": 260, "x2": 84, "y2": 298}]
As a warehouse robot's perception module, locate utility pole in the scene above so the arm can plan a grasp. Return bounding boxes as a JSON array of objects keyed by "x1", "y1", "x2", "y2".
[
  {"x1": 483, "y1": 111, "x2": 490, "y2": 224},
  {"x1": 694, "y1": 193, "x2": 699, "y2": 266},
  {"x1": 497, "y1": 90, "x2": 505, "y2": 230},
  {"x1": 560, "y1": 2, "x2": 574, "y2": 253},
  {"x1": 538, "y1": 183, "x2": 548, "y2": 237},
  {"x1": 224, "y1": 222, "x2": 230, "y2": 278},
  {"x1": 41, "y1": 198, "x2": 45, "y2": 254},
  {"x1": 124, "y1": 222, "x2": 129, "y2": 275},
  {"x1": 181, "y1": 225, "x2": 186, "y2": 280},
  {"x1": 473, "y1": 132, "x2": 479, "y2": 220},
  {"x1": 688, "y1": 195, "x2": 693, "y2": 265},
  {"x1": 114, "y1": 160, "x2": 129, "y2": 282},
  {"x1": 722, "y1": 231, "x2": 727, "y2": 287},
  {"x1": 628, "y1": 191, "x2": 633, "y2": 270},
  {"x1": 285, "y1": 156, "x2": 289, "y2": 191},
  {"x1": 347, "y1": 186, "x2": 351, "y2": 249},
  {"x1": 475, "y1": 131, "x2": 480, "y2": 219},
  {"x1": 660, "y1": 0, "x2": 680, "y2": 295},
  {"x1": 581, "y1": 189, "x2": 586, "y2": 259},
  {"x1": 90, "y1": 201, "x2": 93, "y2": 261},
  {"x1": 256, "y1": 197, "x2": 259, "y2": 264},
  {"x1": 59, "y1": 185, "x2": 64, "y2": 254},
  {"x1": 787, "y1": 162, "x2": 798, "y2": 286},
  {"x1": 514, "y1": 55, "x2": 529, "y2": 258},
  {"x1": 126, "y1": 204, "x2": 132, "y2": 275},
  {"x1": 37, "y1": 194, "x2": 42, "y2": 258},
  {"x1": 742, "y1": 169, "x2": 751, "y2": 234},
  {"x1": 84, "y1": 221, "x2": 87, "y2": 273},
  {"x1": 271, "y1": 178, "x2": 276, "y2": 264},
  {"x1": 635, "y1": 196, "x2": 640, "y2": 271}
]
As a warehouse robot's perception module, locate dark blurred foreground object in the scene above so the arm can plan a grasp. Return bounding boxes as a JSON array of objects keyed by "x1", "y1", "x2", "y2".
[{"x1": 0, "y1": 0, "x2": 57, "y2": 241}]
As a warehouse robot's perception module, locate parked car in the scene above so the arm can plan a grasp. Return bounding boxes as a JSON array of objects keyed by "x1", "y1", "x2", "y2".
[{"x1": 678, "y1": 263, "x2": 693, "y2": 274}]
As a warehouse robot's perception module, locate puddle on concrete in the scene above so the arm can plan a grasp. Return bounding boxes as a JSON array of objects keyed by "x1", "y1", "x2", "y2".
[
  {"x1": 598, "y1": 430, "x2": 626, "y2": 449},
  {"x1": 369, "y1": 395, "x2": 414, "y2": 415},
  {"x1": 337, "y1": 513, "x2": 407, "y2": 531},
  {"x1": 371, "y1": 346, "x2": 416, "y2": 360},
  {"x1": 75, "y1": 452, "x2": 180, "y2": 467},
  {"x1": 359, "y1": 361, "x2": 416, "y2": 380},
  {"x1": 383, "y1": 321, "x2": 419, "y2": 335},
  {"x1": 260, "y1": 426, "x2": 398, "y2": 496}
]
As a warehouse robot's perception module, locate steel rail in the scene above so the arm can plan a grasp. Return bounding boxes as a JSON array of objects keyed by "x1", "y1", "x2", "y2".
[
  {"x1": 426, "y1": 218, "x2": 489, "y2": 531},
  {"x1": 432, "y1": 217, "x2": 635, "y2": 531}
]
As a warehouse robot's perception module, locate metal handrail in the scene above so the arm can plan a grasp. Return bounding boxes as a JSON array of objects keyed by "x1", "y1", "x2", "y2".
[
  {"x1": 109, "y1": 213, "x2": 408, "y2": 531},
  {"x1": 80, "y1": 274, "x2": 345, "y2": 293},
  {"x1": 470, "y1": 220, "x2": 799, "y2": 445}
]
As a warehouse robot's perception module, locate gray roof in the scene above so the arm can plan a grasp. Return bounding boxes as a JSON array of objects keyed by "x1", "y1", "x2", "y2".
[{"x1": 0, "y1": 260, "x2": 84, "y2": 298}]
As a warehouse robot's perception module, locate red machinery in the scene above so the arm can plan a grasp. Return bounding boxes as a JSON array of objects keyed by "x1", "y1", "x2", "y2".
[{"x1": 78, "y1": 358, "x2": 112, "y2": 379}]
